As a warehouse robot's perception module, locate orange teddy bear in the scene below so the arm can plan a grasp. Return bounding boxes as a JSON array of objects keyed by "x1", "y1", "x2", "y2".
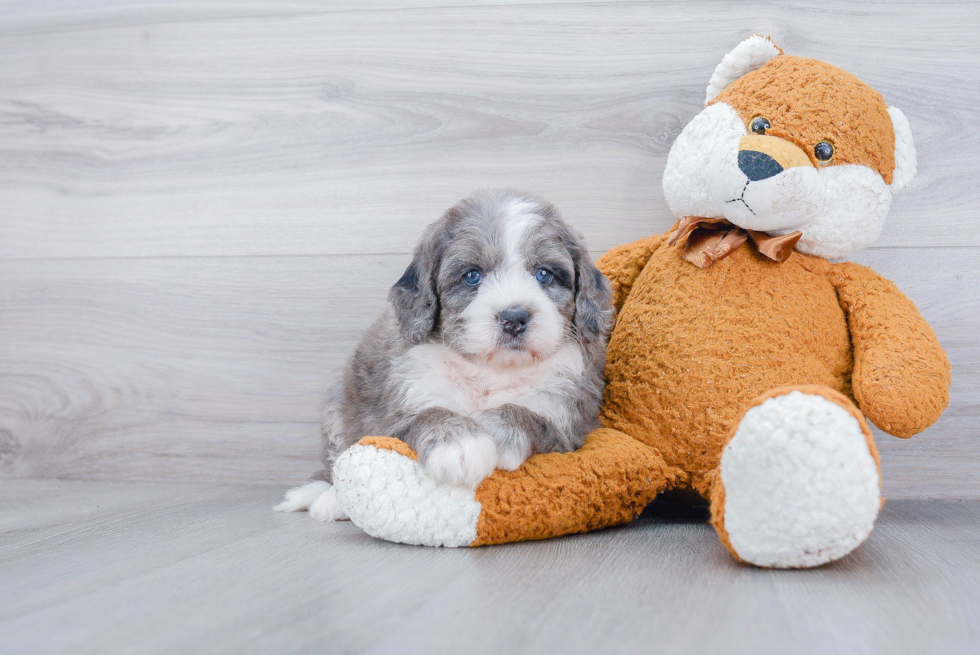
[{"x1": 331, "y1": 36, "x2": 950, "y2": 568}]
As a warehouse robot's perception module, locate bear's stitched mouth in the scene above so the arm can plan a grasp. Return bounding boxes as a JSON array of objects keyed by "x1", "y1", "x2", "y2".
[{"x1": 725, "y1": 180, "x2": 756, "y2": 216}]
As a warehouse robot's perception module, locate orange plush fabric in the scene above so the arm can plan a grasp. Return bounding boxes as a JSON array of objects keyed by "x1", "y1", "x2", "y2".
[
  {"x1": 471, "y1": 428, "x2": 679, "y2": 546},
  {"x1": 711, "y1": 56, "x2": 897, "y2": 182},
  {"x1": 599, "y1": 242, "x2": 856, "y2": 497}
]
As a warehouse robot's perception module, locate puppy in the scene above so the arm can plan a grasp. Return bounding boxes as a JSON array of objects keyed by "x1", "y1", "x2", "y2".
[{"x1": 276, "y1": 189, "x2": 613, "y2": 521}]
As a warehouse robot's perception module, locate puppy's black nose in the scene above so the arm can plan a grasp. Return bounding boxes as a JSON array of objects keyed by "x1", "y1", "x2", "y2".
[
  {"x1": 738, "y1": 150, "x2": 784, "y2": 181},
  {"x1": 498, "y1": 307, "x2": 530, "y2": 336}
]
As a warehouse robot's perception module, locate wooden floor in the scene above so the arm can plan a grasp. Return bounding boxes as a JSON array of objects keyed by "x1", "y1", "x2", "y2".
[{"x1": 0, "y1": 479, "x2": 977, "y2": 654}]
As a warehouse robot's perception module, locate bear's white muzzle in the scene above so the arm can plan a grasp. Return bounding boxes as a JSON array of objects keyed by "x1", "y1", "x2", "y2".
[{"x1": 707, "y1": 134, "x2": 823, "y2": 234}]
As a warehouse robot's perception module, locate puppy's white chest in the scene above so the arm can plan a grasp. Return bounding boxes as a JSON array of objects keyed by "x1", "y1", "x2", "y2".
[{"x1": 398, "y1": 343, "x2": 582, "y2": 415}]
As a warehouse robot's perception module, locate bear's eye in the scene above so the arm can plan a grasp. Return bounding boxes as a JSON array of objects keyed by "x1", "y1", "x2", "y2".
[
  {"x1": 749, "y1": 116, "x2": 770, "y2": 135},
  {"x1": 462, "y1": 269, "x2": 482, "y2": 286},
  {"x1": 814, "y1": 141, "x2": 835, "y2": 163}
]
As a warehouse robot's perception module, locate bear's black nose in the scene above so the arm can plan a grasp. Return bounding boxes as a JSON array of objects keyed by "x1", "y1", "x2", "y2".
[
  {"x1": 738, "y1": 150, "x2": 784, "y2": 181},
  {"x1": 498, "y1": 307, "x2": 530, "y2": 336}
]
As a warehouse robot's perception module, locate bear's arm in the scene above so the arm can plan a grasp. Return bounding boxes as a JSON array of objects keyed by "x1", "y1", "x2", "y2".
[
  {"x1": 594, "y1": 234, "x2": 666, "y2": 313},
  {"x1": 828, "y1": 261, "x2": 951, "y2": 438}
]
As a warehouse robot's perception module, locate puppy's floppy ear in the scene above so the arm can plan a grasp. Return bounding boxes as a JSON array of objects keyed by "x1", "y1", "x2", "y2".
[
  {"x1": 568, "y1": 232, "x2": 613, "y2": 342},
  {"x1": 389, "y1": 218, "x2": 449, "y2": 344}
]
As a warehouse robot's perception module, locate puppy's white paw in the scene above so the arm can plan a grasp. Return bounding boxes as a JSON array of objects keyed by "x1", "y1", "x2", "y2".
[
  {"x1": 496, "y1": 443, "x2": 531, "y2": 471},
  {"x1": 476, "y1": 411, "x2": 531, "y2": 472},
  {"x1": 274, "y1": 480, "x2": 332, "y2": 512},
  {"x1": 424, "y1": 433, "x2": 497, "y2": 489},
  {"x1": 308, "y1": 486, "x2": 349, "y2": 522}
]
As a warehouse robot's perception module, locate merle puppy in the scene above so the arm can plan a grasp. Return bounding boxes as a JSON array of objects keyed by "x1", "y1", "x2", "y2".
[{"x1": 276, "y1": 189, "x2": 613, "y2": 521}]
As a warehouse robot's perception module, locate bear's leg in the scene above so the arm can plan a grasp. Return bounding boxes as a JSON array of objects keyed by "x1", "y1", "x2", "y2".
[
  {"x1": 332, "y1": 428, "x2": 678, "y2": 547},
  {"x1": 709, "y1": 385, "x2": 881, "y2": 568}
]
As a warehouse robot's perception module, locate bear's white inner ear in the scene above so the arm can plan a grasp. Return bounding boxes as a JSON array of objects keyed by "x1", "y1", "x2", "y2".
[
  {"x1": 705, "y1": 35, "x2": 782, "y2": 104},
  {"x1": 887, "y1": 106, "x2": 917, "y2": 191}
]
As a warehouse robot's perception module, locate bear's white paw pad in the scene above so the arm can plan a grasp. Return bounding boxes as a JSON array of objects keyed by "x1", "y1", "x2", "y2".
[
  {"x1": 721, "y1": 391, "x2": 880, "y2": 568},
  {"x1": 332, "y1": 444, "x2": 482, "y2": 547},
  {"x1": 274, "y1": 480, "x2": 332, "y2": 513},
  {"x1": 308, "y1": 486, "x2": 349, "y2": 522}
]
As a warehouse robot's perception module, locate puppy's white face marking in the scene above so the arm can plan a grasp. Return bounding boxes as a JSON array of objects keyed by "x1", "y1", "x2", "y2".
[
  {"x1": 456, "y1": 199, "x2": 566, "y2": 368},
  {"x1": 397, "y1": 341, "x2": 585, "y2": 435}
]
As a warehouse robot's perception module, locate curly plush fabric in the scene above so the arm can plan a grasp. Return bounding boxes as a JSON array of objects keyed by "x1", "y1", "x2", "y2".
[
  {"x1": 472, "y1": 428, "x2": 677, "y2": 545},
  {"x1": 711, "y1": 56, "x2": 896, "y2": 182},
  {"x1": 599, "y1": 240, "x2": 856, "y2": 497}
]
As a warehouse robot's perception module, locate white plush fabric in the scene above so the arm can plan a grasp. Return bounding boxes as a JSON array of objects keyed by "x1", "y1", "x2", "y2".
[
  {"x1": 795, "y1": 164, "x2": 894, "y2": 260},
  {"x1": 888, "y1": 106, "x2": 918, "y2": 191},
  {"x1": 706, "y1": 141, "x2": 824, "y2": 232},
  {"x1": 332, "y1": 443, "x2": 481, "y2": 547},
  {"x1": 663, "y1": 103, "x2": 747, "y2": 219},
  {"x1": 705, "y1": 35, "x2": 781, "y2": 104},
  {"x1": 719, "y1": 391, "x2": 881, "y2": 568}
]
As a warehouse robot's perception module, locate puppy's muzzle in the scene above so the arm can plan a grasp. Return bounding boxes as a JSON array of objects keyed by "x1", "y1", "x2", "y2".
[
  {"x1": 737, "y1": 134, "x2": 812, "y2": 181},
  {"x1": 498, "y1": 306, "x2": 531, "y2": 336}
]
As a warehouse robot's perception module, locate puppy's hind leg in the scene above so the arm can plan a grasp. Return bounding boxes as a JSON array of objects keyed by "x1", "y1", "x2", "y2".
[
  {"x1": 274, "y1": 481, "x2": 332, "y2": 513},
  {"x1": 308, "y1": 486, "x2": 349, "y2": 522},
  {"x1": 274, "y1": 481, "x2": 350, "y2": 521},
  {"x1": 277, "y1": 381, "x2": 350, "y2": 520}
]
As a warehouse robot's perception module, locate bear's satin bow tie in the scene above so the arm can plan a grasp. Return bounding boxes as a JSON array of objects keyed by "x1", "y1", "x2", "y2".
[{"x1": 667, "y1": 216, "x2": 802, "y2": 269}]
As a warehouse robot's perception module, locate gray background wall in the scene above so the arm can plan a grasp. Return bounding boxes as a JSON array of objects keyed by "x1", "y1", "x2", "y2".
[{"x1": 0, "y1": 0, "x2": 976, "y2": 497}]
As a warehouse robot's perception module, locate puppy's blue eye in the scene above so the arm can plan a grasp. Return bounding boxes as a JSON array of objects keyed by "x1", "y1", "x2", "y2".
[
  {"x1": 462, "y1": 270, "x2": 482, "y2": 286},
  {"x1": 535, "y1": 268, "x2": 554, "y2": 284}
]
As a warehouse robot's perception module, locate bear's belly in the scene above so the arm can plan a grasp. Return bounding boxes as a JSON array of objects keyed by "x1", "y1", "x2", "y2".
[{"x1": 600, "y1": 244, "x2": 852, "y2": 491}]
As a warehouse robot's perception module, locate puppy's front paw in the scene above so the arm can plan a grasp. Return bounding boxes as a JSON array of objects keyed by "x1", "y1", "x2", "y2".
[
  {"x1": 423, "y1": 432, "x2": 497, "y2": 489},
  {"x1": 496, "y1": 444, "x2": 531, "y2": 472}
]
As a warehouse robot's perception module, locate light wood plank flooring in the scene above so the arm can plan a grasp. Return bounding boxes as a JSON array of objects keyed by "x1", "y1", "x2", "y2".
[{"x1": 1, "y1": 479, "x2": 978, "y2": 654}]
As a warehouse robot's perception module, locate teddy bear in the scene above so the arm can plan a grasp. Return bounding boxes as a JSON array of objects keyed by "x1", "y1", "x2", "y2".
[{"x1": 329, "y1": 35, "x2": 951, "y2": 568}]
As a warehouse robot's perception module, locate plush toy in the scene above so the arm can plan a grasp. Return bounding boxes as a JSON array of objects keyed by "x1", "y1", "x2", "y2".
[{"x1": 331, "y1": 36, "x2": 950, "y2": 568}]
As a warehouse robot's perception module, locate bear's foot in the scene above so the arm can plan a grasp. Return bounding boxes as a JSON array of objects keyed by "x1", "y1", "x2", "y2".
[
  {"x1": 332, "y1": 437, "x2": 482, "y2": 547},
  {"x1": 713, "y1": 387, "x2": 881, "y2": 568}
]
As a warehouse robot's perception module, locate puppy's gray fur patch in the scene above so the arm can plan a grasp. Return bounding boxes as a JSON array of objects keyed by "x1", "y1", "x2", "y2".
[{"x1": 319, "y1": 189, "x2": 613, "y2": 486}]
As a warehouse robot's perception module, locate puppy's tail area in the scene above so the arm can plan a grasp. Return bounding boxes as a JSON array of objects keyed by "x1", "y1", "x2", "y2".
[{"x1": 332, "y1": 429, "x2": 679, "y2": 547}]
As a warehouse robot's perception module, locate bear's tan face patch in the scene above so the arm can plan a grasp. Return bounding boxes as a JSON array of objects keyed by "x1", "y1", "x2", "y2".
[{"x1": 710, "y1": 56, "x2": 896, "y2": 184}]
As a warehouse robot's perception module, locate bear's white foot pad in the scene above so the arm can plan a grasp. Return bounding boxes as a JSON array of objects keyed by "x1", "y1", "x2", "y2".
[
  {"x1": 720, "y1": 391, "x2": 881, "y2": 568},
  {"x1": 332, "y1": 443, "x2": 482, "y2": 547}
]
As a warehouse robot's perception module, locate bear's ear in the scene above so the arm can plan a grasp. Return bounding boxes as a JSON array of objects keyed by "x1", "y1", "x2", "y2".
[
  {"x1": 705, "y1": 35, "x2": 782, "y2": 104},
  {"x1": 887, "y1": 106, "x2": 917, "y2": 191}
]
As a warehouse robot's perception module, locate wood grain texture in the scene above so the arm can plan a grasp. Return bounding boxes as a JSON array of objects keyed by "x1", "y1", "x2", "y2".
[
  {"x1": 0, "y1": 248, "x2": 977, "y2": 497},
  {"x1": 1, "y1": 479, "x2": 978, "y2": 653},
  {"x1": 0, "y1": 1, "x2": 978, "y2": 497},
  {"x1": 0, "y1": 1, "x2": 978, "y2": 259}
]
